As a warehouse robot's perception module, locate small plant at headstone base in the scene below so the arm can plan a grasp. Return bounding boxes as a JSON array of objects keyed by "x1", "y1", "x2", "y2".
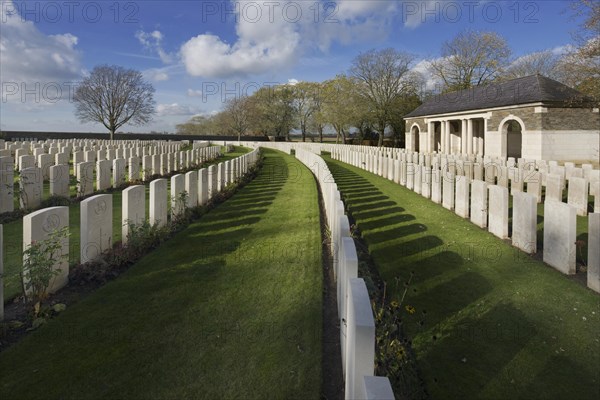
[
  {"x1": 40, "y1": 195, "x2": 71, "y2": 208},
  {"x1": 20, "y1": 227, "x2": 69, "y2": 326},
  {"x1": 575, "y1": 239, "x2": 587, "y2": 271},
  {"x1": 170, "y1": 190, "x2": 190, "y2": 228}
]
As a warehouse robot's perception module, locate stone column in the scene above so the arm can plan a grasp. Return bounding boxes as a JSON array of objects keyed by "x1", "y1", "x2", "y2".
[
  {"x1": 427, "y1": 121, "x2": 435, "y2": 153},
  {"x1": 444, "y1": 120, "x2": 451, "y2": 154},
  {"x1": 461, "y1": 119, "x2": 467, "y2": 154},
  {"x1": 440, "y1": 121, "x2": 446, "y2": 153},
  {"x1": 467, "y1": 119, "x2": 474, "y2": 155}
]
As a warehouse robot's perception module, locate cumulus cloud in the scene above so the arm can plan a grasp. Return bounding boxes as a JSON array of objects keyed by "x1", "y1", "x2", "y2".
[
  {"x1": 136, "y1": 29, "x2": 174, "y2": 64},
  {"x1": 0, "y1": 0, "x2": 83, "y2": 85},
  {"x1": 156, "y1": 103, "x2": 202, "y2": 116},
  {"x1": 180, "y1": 0, "x2": 401, "y2": 79}
]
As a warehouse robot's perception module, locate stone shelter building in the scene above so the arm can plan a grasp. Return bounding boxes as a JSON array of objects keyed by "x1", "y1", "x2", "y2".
[{"x1": 404, "y1": 75, "x2": 599, "y2": 162}]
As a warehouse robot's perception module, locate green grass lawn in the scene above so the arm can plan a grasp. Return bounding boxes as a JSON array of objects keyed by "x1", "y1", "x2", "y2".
[
  {"x1": 2, "y1": 147, "x2": 249, "y2": 302},
  {"x1": 0, "y1": 148, "x2": 322, "y2": 399},
  {"x1": 324, "y1": 155, "x2": 600, "y2": 400}
]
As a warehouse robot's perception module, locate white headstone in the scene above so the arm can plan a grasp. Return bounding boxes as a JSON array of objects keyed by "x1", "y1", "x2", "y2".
[
  {"x1": 455, "y1": 175, "x2": 470, "y2": 218},
  {"x1": 512, "y1": 192, "x2": 537, "y2": 254},
  {"x1": 129, "y1": 157, "x2": 140, "y2": 182},
  {"x1": 345, "y1": 278, "x2": 375, "y2": 400},
  {"x1": 442, "y1": 173, "x2": 455, "y2": 210},
  {"x1": 567, "y1": 177, "x2": 588, "y2": 216},
  {"x1": 18, "y1": 154, "x2": 35, "y2": 171},
  {"x1": 470, "y1": 180, "x2": 488, "y2": 228},
  {"x1": 19, "y1": 167, "x2": 42, "y2": 209},
  {"x1": 543, "y1": 201, "x2": 576, "y2": 274},
  {"x1": 23, "y1": 206, "x2": 69, "y2": 294},
  {"x1": 488, "y1": 185, "x2": 509, "y2": 239},
  {"x1": 587, "y1": 213, "x2": 600, "y2": 293},
  {"x1": 149, "y1": 179, "x2": 168, "y2": 228},
  {"x1": 122, "y1": 185, "x2": 146, "y2": 244},
  {"x1": 198, "y1": 168, "x2": 208, "y2": 206},
  {"x1": 208, "y1": 165, "x2": 217, "y2": 199},
  {"x1": 185, "y1": 170, "x2": 199, "y2": 208},
  {"x1": 113, "y1": 158, "x2": 126, "y2": 188},
  {"x1": 431, "y1": 168, "x2": 441, "y2": 204},
  {"x1": 545, "y1": 174, "x2": 563, "y2": 203},
  {"x1": 170, "y1": 174, "x2": 185, "y2": 219},
  {"x1": 76, "y1": 161, "x2": 94, "y2": 197},
  {"x1": 525, "y1": 171, "x2": 542, "y2": 203},
  {"x1": 55, "y1": 152, "x2": 69, "y2": 166},
  {"x1": 96, "y1": 160, "x2": 112, "y2": 191},
  {"x1": 142, "y1": 155, "x2": 152, "y2": 181},
  {"x1": 38, "y1": 153, "x2": 53, "y2": 181},
  {"x1": 49, "y1": 164, "x2": 70, "y2": 198},
  {"x1": 80, "y1": 194, "x2": 113, "y2": 263}
]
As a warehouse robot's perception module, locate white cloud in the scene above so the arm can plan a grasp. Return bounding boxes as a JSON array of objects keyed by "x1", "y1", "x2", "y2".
[
  {"x1": 180, "y1": 0, "x2": 401, "y2": 79},
  {"x1": 136, "y1": 29, "x2": 174, "y2": 64},
  {"x1": 142, "y1": 68, "x2": 170, "y2": 82},
  {"x1": 156, "y1": 103, "x2": 202, "y2": 116},
  {"x1": 287, "y1": 78, "x2": 299, "y2": 86},
  {"x1": 410, "y1": 58, "x2": 444, "y2": 92},
  {"x1": 0, "y1": 0, "x2": 83, "y2": 85},
  {"x1": 187, "y1": 89, "x2": 203, "y2": 97}
]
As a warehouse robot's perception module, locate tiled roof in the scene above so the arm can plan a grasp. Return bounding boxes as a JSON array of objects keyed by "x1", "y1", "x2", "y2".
[{"x1": 405, "y1": 75, "x2": 591, "y2": 118}]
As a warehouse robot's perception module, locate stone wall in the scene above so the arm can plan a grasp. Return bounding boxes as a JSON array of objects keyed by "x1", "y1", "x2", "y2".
[
  {"x1": 542, "y1": 107, "x2": 600, "y2": 131},
  {"x1": 488, "y1": 106, "x2": 542, "y2": 131}
]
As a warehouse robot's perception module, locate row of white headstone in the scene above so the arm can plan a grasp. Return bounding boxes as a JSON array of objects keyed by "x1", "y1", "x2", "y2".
[
  {"x1": 331, "y1": 146, "x2": 600, "y2": 294},
  {"x1": 0, "y1": 148, "x2": 260, "y2": 322},
  {"x1": 0, "y1": 141, "x2": 222, "y2": 213},
  {"x1": 294, "y1": 147, "x2": 395, "y2": 400},
  {"x1": 331, "y1": 147, "x2": 600, "y2": 214}
]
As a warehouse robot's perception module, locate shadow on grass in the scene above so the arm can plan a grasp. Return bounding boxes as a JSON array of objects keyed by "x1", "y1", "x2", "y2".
[
  {"x1": 327, "y1": 160, "x2": 447, "y2": 282},
  {"x1": 404, "y1": 271, "x2": 492, "y2": 330},
  {"x1": 418, "y1": 303, "x2": 536, "y2": 399}
]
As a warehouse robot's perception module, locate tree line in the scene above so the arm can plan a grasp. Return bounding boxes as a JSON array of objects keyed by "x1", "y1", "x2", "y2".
[{"x1": 73, "y1": 1, "x2": 598, "y2": 143}]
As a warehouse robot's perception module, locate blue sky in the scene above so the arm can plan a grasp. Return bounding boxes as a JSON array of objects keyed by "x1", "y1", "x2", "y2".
[{"x1": 0, "y1": 0, "x2": 585, "y2": 133}]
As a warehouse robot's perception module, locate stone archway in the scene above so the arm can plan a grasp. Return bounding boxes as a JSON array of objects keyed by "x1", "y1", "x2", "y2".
[
  {"x1": 502, "y1": 119, "x2": 524, "y2": 159},
  {"x1": 434, "y1": 122, "x2": 441, "y2": 152},
  {"x1": 411, "y1": 125, "x2": 420, "y2": 152}
]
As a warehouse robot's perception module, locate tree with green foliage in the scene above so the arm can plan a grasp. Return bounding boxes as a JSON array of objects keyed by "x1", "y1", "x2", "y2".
[
  {"x1": 292, "y1": 82, "x2": 321, "y2": 142},
  {"x1": 250, "y1": 85, "x2": 295, "y2": 138},
  {"x1": 321, "y1": 75, "x2": 366, "y2": 144}
]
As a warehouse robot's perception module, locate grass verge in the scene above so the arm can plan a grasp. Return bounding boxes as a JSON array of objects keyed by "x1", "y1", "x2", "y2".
[
  {"x1": 324, "y1": 155, "x2": 599, "y2": 400},
  {"x1": 0, "y1": 148, "x2": 322, "y2": 399},
  {"x1": 1, "y1": 147, "x2": 248, "y2": 302}
]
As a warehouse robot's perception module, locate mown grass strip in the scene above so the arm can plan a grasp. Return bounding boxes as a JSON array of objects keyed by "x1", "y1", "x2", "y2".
[
  {"x1": 1, "y1": 147, "x2": 248, "y2": 302},
  {"x1": 324, "y1": 155, "x2": 599, "y2": 400},
  {"x1": 0, "y1": 148, "x2": 322, "y2": 399}
]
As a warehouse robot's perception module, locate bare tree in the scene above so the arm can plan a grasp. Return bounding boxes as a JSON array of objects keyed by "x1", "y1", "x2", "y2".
[
  {"x1": 350, "y1": 48, "x2": 415, "y2": 146},
  {"x1": 503, "y1": 50, "x2": 565, "y2": 81},
  {"x1": 74, "y1": 65, "x2": 156, "y2": 140},
  {"x1": 321, "y1": 75, "x2": 366, "y2": 144},
  {"x1": 430, "y1": 30, "x2": 511, "y2": 91}
]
